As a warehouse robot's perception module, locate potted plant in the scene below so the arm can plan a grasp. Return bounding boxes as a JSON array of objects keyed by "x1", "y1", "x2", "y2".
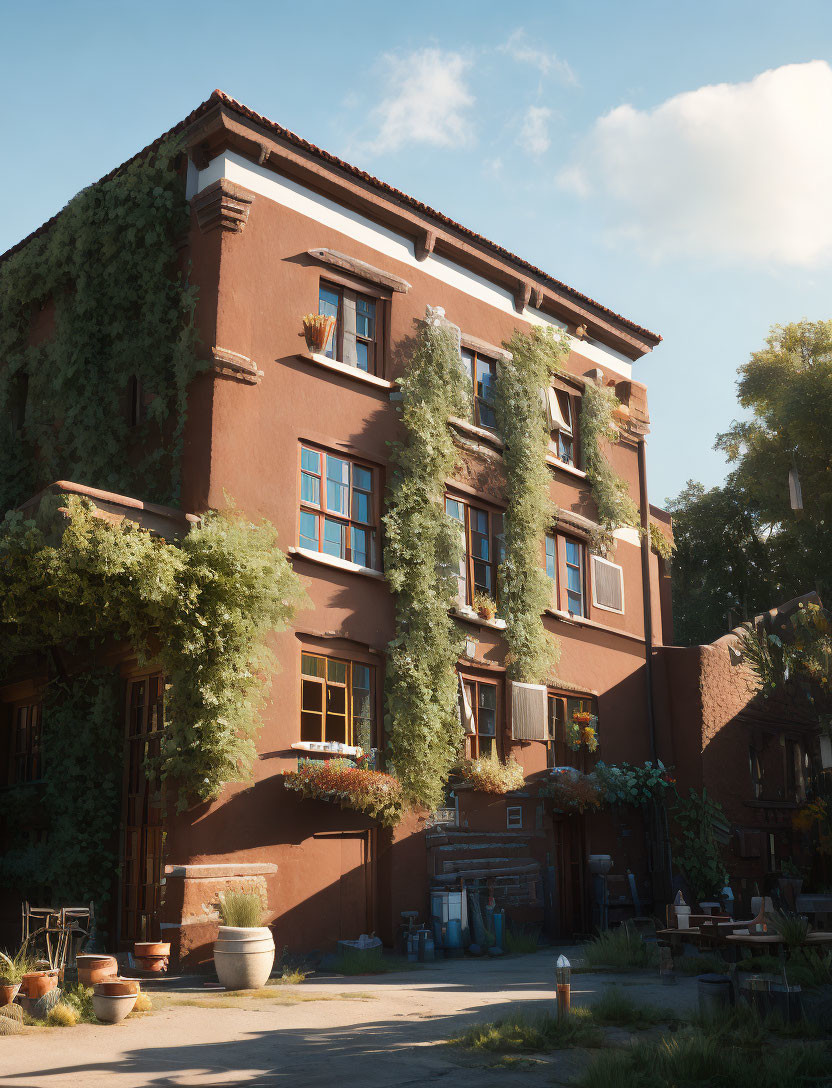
[
  {"x1": 472, "y1": 592, "x2": 497, "y2": 621},
  {"x1": 302, "y1": 313, "x2": 336, "y2": 354},
  {"x1": 213, "y1": 889, "x2": 275, "y2": 991},
  {"x1": 92, "y1": 981, "x2": 138, "y2": 1023},
  {"x1": 0, "y1": 947, "x2": 34, "y2": 1006}
]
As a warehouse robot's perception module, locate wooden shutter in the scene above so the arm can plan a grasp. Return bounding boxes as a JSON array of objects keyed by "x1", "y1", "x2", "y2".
[
  {"x1": 511, "y1": 682, "x2": 548, "y2": 741},
  {"x1": 591, "y1": 555, "x2": 624, "y2": 613}
]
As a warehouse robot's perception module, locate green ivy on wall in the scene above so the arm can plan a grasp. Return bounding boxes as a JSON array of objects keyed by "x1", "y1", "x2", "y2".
[
  {"x1": 0, "y1": 495, "x2": 308, "y2": 811},
  {"x1": 383, "y1": 313, "x2": 468, "y2": 811},
  {"x1": 496, "y1": 327, "x2": 567, "y2": 683},
  {"x1": 649, "y1": 521, "x2": 675, "y2": 561},
  {"x1": 580, "y1": 380, "x2": 642, "y2": 555},
  {"x1": 0, "y1": 139, "x2": 203, "y2": 513}
]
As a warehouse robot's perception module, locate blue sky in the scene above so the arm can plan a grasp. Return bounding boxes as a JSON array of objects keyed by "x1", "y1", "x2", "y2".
[{"x1": 4, "y1": 0, "x2": 832, "y2": 506}]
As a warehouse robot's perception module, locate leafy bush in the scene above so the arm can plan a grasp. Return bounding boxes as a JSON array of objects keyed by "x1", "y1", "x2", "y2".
[
  {"x1": 456, "y1": 755, "x2": 524, "y2": 794},
  {"x1": 63, "y1": 984, "x2": 95, "y2": 1023},
  {"x1": 580, "y1": 381, "x2": 641, "y2": 555},
  {"x1": 540, "y1": 769, "x2": 602, "y2": 812},
  {"x1": 282, "y1": 759, "x2": 406, "y2": 827},
  {"x1": 218, "y1": 890, "x2": 264, "y2": 929},
  {"x1": 581, "y1": 924, "x2": 656, "y2": 969},
  {"x1": 671, "y1": 788, "x2": 728, "y2": 901},
  {"x1": 451, "y1": 1008, "x2": 602, "y2": 1052},
  {"x1": 594, "y1": 761, "x2": 676, "y2": 806}
]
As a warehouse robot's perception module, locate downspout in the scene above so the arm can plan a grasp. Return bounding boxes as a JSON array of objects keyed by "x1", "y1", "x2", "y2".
[{"x1": 638, "y1": 436, "x2": 657, "y2": 762}]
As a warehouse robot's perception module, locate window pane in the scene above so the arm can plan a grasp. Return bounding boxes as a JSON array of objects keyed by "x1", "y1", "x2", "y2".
[
  {"x1": 352, "y1": 665, "x2": 374, "y2": 750},
  {"x1": 352, "y1": 490, "x2": 370, "y2": 524},
  {"x1": 445, "y1": 498, "x2": 464, "y2": 524},
  {"x1": 301, "y1": 448, "x2": 320, "y2": 474},
  {"x1": 473, "y1": 560, "x2": 492, "y2": 594},
  {"x1": 326, "y1": 456, "x2": 350, "y2": 513},
  {"x1": 471, "y1": 532, "x2": 489, "y2": 559},
  {"x1": 301, "y1": 472, "x2": 320, "y2": 506},
  {"x1": 477, "y1": 358, "x2": 495, "y2": 403},
  {"x1": 351, "y1": 526, "x2": 368, "y2": 568},
  {"x1": 479, "y1": 736, "x2": 495, "y2": 758},
  {"x1": 302, "y1": 654, "x2": 323, "y2": 677},
  {"x1": 567, "y1": 591, "x2": 583, "y2": 614},
  {"x1": 322, "y1": 518, "x2": 346, "y2": 558},
  {"x1": 318, "y1": 286, "x2": 339, "y2": 359},
  {"x1": 301, "y1": 712, "x2": 321, "y2": 741},
  {"x1": 479, "y1": 685, "x2": 497, "y2": 711},
  {"x1": 472, "y1": 509, "x2": 489, "y2": 535},
  {"x1": 327, "y1": 659, "x2": 347, "y2": 684},
  {"x1": 545, "y1": 535, "x2": 557, "y2": 580},
  {"x1": 356, "y1": 297, "x2": 375, "y2": 337},
  {"x1": 299, "y1": 510, "x2": 318, "y2": 551},
  {"x1": 301, "y1": 679, "x2": 323, "y2": 712},
  {"x1": 565, "y1": 539, "x2": 580, "y2": 566},
  {"x1": 353, "y1": 465, "x2": 372, "y2": 492},
  {"x1": 567, "y1": 565, "x2": 582, "y2": 593},
  {"x1": 558, "y1": 433, "x2": 574, "y2": 465},
  {"x1": 355, "y1": 340, "x2": 369, "y2": 372},
  {"x1": 478, "y1": 401, "x2": 497, "y2": 430}
]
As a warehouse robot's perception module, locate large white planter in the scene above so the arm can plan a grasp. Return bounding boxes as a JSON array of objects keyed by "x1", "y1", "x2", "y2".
[
  {"x1": 213, "y1": 925, "x2": 275, "y2": 990},
  {"x1": 93, "y1": 991, "x2": 138, "y2": 1023}
]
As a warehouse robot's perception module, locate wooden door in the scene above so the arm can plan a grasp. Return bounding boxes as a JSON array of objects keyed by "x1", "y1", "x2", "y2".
[
  {"x1": 120, "y1": 675, "x2": 165, "y2": 944},
  {"x1": 552, "y1": 816, "x2": 587, "y2": 937},
  {"x1": 338, "y1": 832, "x2": 373, "y2": 940}
]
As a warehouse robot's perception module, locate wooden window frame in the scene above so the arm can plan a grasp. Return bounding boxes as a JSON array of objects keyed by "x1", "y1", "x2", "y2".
[
  {"x1": 300, "y1": 651, "x2": 377, "y2": 749},
  {"x1": 461, "y1": 675, "x2": 499, "y2": 761},
  {"x1": 506, "y1": 805, "x2": 523, "y2": 829},
  {"x1": 545, "y1": 532, "x2": 588, "y2": 617},
  {"x1": 445, "y1": 494, "x2": 502, "y2": 605},
  {"x1": 317, "y1": 274, "x2": 389, "y2": 378},
  {"x1": 461, "y1": 347, "x2": 498, "y2": 432},
  {"x1": 299, "y1": 443, "x2": 380, "y2": 569},
  {"x1": 8, "y1": 701, "x2": 42, "y2": 785},
  {"x1": 546, "y1": 691, "x2": 598, "y2": 771}
]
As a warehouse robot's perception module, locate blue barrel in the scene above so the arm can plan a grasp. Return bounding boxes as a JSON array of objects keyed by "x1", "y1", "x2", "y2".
[{"x1": 445, "y1": 918, "x2": 462, "y2": 949}]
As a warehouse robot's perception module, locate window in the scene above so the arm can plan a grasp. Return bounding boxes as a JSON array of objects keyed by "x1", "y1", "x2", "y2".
[
  {"x1": 446, "y1": 496, "x2": 502, "y2": 605},
  {"x1": 749, "y1": 746, "x2": 763, "y2": 800},
  {"x1": 299, "y1": 445, "x2": 377, "y2": 569},
  {"x1": 10, "y1": 702, "x2": 42, "y2": 783},
  {"x1": 300, "y1": 653, "x2": 376, "y2": 749},
  {"x1": 785, "y1": 738, "x2": 807, "y2": 804},
  {"x1": 318, "y1": 281, "x2": 380, "y2": 374},
  {"x1": 544, "y1": 387, "x2": 577, "y2": 466},
  {"x1": 506, "y1": 806, "x2": 523, "y2": 829},
  {"x1": 461, "y1": 348, "x2": 497, "y2": 430},
  {"x1": 545, "y1": 533, "x2": 586, "y2": 617},
  {"x1": 547, "y1": 693, "x2": 598, "y2": 770},
  {"x1": 591, "y1": 555, "x2": 624, "y2": 614},
  {"x1": 462, "y1": 678, "x2": 497, "y2": 759}
]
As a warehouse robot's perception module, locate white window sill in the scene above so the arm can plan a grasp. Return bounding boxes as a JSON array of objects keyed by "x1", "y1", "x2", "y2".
[
  {"x1": 449, "y1": 416, "x2": 504, "y2": 449},
  {"x1": 451, "y1": 606, "x2": 507, "y2": 630},
  {"x1": 298, "y1": 352, "x2": 395, "y2": 391},
  {"x1": 545, "y1": 454, "x2": 587, "y2": 480},
  {"x1": 291, "y1": 741, "x2": 363, "y2": 758},
  {"x1": 545, "y1": 607, "x2": 640, "y2": 642},
  {"x1": 288, "y1": 546, "x2": 386, "y2": 581}
]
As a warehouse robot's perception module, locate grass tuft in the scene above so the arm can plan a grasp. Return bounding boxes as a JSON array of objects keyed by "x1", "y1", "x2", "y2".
[
  {"x1": 589, "y1": 986, "x2": 666, "y2": 1030},
  {"x1": 451, "y1": 1009, "x2": 603, "y2": 1052},
  {"x1": 63, "y1": 984, "x2": 96, "y2": 1023},
  {"x1": 218, "y1": 890, "x2": 263, "y2": 928},
  {"x1": 582, "y1": 924, "x2": 657, "y2": 970},
  {"x1": 504, "y1": 925, "x2": 541, "y2": 955},
  {"x1": 46, "y1": 1002, "x2": 79, "y2": 1027}
]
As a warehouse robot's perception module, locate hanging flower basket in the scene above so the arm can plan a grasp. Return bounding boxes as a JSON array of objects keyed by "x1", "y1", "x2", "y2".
[
  {"x1": 566, "y1": 712, "x2": 599, "y2": 751},
  {"x1": 282, "y1": 758, "x2": 405, "y2": 827},
  {"x1": 540, "y1": 769, "x2": 602, "y2": 813},
  {"x1": 302, "y1": 313, "x2": 336, "y2": 354}
]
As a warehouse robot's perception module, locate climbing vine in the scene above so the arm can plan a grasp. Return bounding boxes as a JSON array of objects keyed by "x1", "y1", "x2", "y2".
[
  {"x1": 0, "y1": 494, "x2": 307, "y2": 810},
  {"x1": 0, "y1": 139, "x2": 203, "y2": 513},
  {"x1": 496, "y1": 327, "x2": 567, "y2": 682},
  {"x1": 580, "y1": 381, "x2": 641, "y2": 555},
  {"x1": 383, "y1": 312, "x2": 468, "y2": 810},
  {"x1": 649, "y1": 521, "x2": 675, "y2": 560}
]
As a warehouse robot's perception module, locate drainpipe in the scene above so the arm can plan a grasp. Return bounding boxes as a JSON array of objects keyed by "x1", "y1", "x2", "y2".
[{"x1": 638, "y1": 436, "x2": 657, "y2": 762}]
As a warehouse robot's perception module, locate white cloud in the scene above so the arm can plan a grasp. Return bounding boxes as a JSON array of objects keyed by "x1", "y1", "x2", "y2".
[
  {"x1": 518, "y1": 106, "x2": 552, "y2": 156},
  {"x1": 366, "y1": 48, "x2": 474, "y2": 153},
  {"x1": 559, "y1": 61, "x2": 832, "y2": 266},
  {"x1": 500, "y1": 28, "x2": 576, "y2": 85}
]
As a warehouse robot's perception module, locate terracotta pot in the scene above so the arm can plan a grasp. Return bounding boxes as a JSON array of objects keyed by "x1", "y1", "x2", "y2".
[
  {"x1": 134, "y1": 942, "x2": 170, "y2": 958},
  {"x1": 134, "y1": 954, "x2": 168, "y2": 974},
  {"x1": 92, "y1": 991, "x2": 137, "y2": 1023},
  {"x1": 0, "y1": 982, "x2": 20, "y2": 1005},
  {"x1": 76, "y1": 954, "x2": 118, "y2": 986},
  {"x1": 94, "y1": 978, "x2": 139, "y2": 997},
  {"x1": 303, "y1": 314, "x2": 336, "y2": 354},
  {"x1": 21, "y1": 971, "x2": 58, "y2": 999},
  {"x1": 213, "y1": 925, "x2": 275, "y2": 990}
]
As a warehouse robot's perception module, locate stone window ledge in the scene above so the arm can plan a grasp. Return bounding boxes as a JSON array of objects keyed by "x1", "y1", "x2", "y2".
[
  {"x1": 451, "y1": 606, "x2": 507, "y2": 631},
  {"x1": 288, "y1": 546, "x2": 386, "y2": 581},
  {"x1": 296, "y1": 351, "x2": 395, "y2": 391}
]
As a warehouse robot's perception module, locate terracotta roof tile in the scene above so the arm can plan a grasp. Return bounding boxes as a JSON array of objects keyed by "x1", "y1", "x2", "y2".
[{"x1": 1, "y1": 89, "x2": 661, "y2": 346}]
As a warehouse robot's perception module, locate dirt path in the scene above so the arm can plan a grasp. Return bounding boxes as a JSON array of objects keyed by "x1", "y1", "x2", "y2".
[{"x1": 0, "y1": 951, "x2": 699, "y2": 1087}]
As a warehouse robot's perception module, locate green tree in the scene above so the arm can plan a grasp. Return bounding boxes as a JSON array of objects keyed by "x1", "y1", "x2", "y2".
[{"x1": 668, "y1": 320, "x2": 832, "y2": 644}]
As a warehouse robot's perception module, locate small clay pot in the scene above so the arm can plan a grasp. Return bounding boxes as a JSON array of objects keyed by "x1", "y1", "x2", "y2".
[
  {"x1": 77, "y1": 954, "x2": 118, "y2": 986},
  {"x1": 134, "y1": 942, "x2": 170, "y2": 958},
  {"x1": 0, "y1": 982, "x2": 20, "y2": 1005},
  {"x1": 21, "y1": 971, "x2": 58, "y2": 999},
  {"x1": 94, "y1": 978, "x2": 139, "y2": 997},
  {"x1": 134, "y1": 955, "x2": 168, "y2": 974}
]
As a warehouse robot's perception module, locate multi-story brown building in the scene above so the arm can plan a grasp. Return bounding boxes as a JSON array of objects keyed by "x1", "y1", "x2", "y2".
[{"x1": 0, "y1": 91, "x2": 675, "y2": 964}]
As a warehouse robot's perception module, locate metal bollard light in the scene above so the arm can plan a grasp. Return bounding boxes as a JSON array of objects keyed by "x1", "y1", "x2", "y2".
[{"x1": 556, "y1": 954, "x2": 571, "y2": 1019}]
